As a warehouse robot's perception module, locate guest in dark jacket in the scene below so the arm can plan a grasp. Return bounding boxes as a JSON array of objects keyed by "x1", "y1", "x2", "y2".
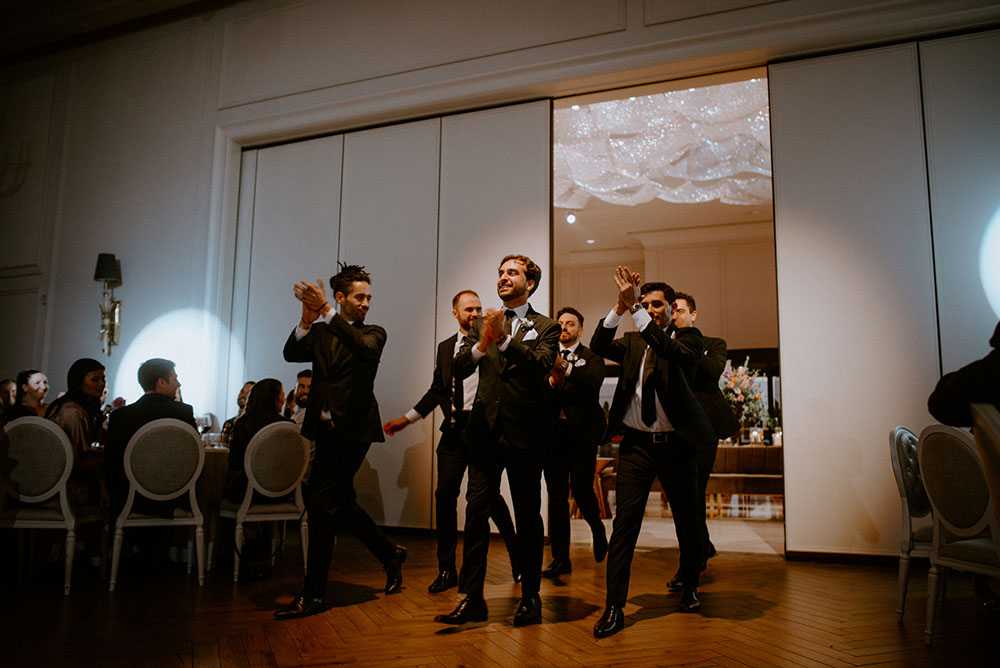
[
  {"x1": 45, "y1": 358, "x2": 108, "y2": 508},
  {"x1": 928, "y1": 321, "x2": 1000, "y2": 427},
  {"x1": 225, "y1": 378, "x2": 291, "y2": 503}
]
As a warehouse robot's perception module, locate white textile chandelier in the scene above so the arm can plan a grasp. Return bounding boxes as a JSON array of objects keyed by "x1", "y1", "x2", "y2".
[{"x1": 554, "y1": 78, "x2": 771, "y2": 209}]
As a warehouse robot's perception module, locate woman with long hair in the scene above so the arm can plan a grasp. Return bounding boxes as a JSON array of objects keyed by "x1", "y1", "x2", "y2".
[
  {"x1": 45, "y1": 358, "x2": 108, "y2": 508},
  {"x1": 4, "y1": 369, "x2": 50, "y2": 421},
  {"x1": 226, "y1": 378, "x2": 290, "y2": 503}
]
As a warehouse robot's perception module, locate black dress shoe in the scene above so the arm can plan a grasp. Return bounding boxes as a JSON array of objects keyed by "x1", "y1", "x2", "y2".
[
  {"x1": 384, "y1": 545, "x2": 406, "y2": 594},
  {"x1": 513, "y1": 593, "x2": 542, "y2": 627},
  {"x1": 273, "y1": 593, "x2": 325, "y2": 620},
  {"x1": 592, "y1": 524, "x2": 608, "y2": 563},
  {"x1": 434, "y1": 596, "x2": 488, "y2": 624},
  {"x1": 428, "y1": 568, "x2": 458, "y2": 594},
  {"x1": 540, "y1": 559, "x2": 572, "y2": 578},
  {"x1": 593, "y1": 605, "x2": 625, "y2": 638},
  {"x1": 680, "y1": 588, "x2": 701, "y2": 612},
  {"x1": 667, "y1": 568, "x2": 684, "y2": 591},
  {"x1": 701, "y1": 543, "x2": 717, "y2": 571}
]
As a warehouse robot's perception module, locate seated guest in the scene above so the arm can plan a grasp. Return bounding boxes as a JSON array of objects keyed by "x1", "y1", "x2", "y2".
[
  {"x1": 284, "y1": 369, "x2": 311, "y2": 426},
  {"x1": 225, "y1": 378, "x2": 291, "y2": 503},
  {"x1": 4, "y1": 369, "x2": 50, "y2": 421},
  {"x1": 928, "y1": 320, "x2": 1000, "y2": 427},
  {"x1": 1, "y1": 378, "x2": 15, "y2": 410},
  {"x1": 220, "y1": 381, "x2": 255, "y2": 447},
  {"x1": 104, "y1": 358, "x2": 196, "y2": 516},
  {"x1": 45, "y1": 358, "x2": 109, "y2": 508}
]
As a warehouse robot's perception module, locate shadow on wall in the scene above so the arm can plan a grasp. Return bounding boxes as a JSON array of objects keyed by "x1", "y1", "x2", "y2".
[{"x1": 396, "y1": 441, "x2": 430, "y2": 527}]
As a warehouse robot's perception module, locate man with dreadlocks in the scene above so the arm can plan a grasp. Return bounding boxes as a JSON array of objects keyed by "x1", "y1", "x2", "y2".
[{"x1": 274, "y1": 263, "x2": 406, "y2": 620}]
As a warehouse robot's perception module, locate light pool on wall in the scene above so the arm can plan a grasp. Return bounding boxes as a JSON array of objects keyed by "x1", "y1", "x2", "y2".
[
  {"x1": 983, "y1": 206, "x2": 1000, "y2": 318},
  {"x1": 113, "y1": 308, "x2": 240, "y2": 412}
]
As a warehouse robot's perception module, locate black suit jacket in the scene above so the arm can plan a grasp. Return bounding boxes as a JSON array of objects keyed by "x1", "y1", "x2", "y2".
[
  {"x1": 412, "y1": 333, "x2": 463, "y2": 432},
  {"x1": 590, "y1": 320, "x2": 714, "y2": 447},
  {"x1": 550, "y1": 344, "x2": 607, "y2": 449},
  {"x1": 928, "y1": 322, "x2": 1000, "y2": 427},
  {"x1": 104, "y1": 393, "x2": 197, "y2": 506},
  {"x1": 693, "y1": 336, "x2": 740, "y2": 441},
  {"x1": 282, "y1": 313, "x2": 386, "y2": 443},
  {"x1": 453, "y1": 305, "x2": 560, "y2": 450}
]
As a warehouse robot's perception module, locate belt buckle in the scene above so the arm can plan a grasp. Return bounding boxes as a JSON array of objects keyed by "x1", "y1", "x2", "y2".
[{"x1": 652, "y1": 432, "x2": 668, "y2": 444}]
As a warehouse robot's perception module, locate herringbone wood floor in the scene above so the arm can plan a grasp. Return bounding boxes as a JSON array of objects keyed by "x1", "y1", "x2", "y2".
[{"x1": 1, "y1": 530, "x2": 996, "y2": 667}]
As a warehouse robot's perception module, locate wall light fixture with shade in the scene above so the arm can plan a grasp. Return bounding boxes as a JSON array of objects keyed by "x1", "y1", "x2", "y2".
[{"x1": 94, "y1": 253, "x2": 122, "y2": 356}]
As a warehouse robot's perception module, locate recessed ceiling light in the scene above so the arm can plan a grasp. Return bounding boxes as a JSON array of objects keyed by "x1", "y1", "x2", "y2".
[
  {"x1": 586, "y1": 239, "x2": 595, "y2": 244},
  {"x1": 566, "y1": 212, "x2": 576, "y2": 224},
  {"x1": 571, "y1": 104, "x2": 580, "y2": 111}
]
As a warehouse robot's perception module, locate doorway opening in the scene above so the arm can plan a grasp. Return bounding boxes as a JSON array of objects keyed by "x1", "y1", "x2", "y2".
[{"x1": 552, "y1": 67, "x2": 783, "y2": 557}]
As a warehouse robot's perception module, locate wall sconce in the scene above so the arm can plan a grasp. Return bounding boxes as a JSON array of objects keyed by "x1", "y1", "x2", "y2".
[{"x1": 94, "y1": 253, "x2": 122, "y2": 356}]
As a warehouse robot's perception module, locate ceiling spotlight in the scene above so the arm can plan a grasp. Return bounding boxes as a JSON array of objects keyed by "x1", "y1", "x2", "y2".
[
  {"x1": 565, "y1": 211, "x2": 577, "y2": 224},
  {"x1": 586, "y1": 239, "x2": 595, "y2": 245}
]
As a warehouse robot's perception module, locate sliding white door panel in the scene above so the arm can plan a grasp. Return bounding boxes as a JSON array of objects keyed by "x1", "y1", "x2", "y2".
[
  {"x1": 770, "y1": 45, "x2": 938, "y2": 555},
  {"x1": 338, "y1": 120, "x2": 441, "y2": 528}
]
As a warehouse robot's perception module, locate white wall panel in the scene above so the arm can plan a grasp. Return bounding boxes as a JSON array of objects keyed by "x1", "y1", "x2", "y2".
[
  {"x1": 769, "y1": 45, "x2": 939, "y2": 555},
  {"x1": 0, "y1": 276, "x2": 46, "y2": 378},
  {"x1": 48, "y1": 30, "x2": 214, "y2": 404},
  {"x1": 920, "y1": 29, "x2": 1000, "y2": 372},
  {"x1": 338, "y1": 120, "x2": 441, "y2": 529},
  {"x1": 439, "y1": 101, "x2": 551, "y2": 528},
  {"x1": 239, "y1": 136, "x2": 342, "y2": 395},
  {"x1": 219, "y1": 0, "x2": 625, "y2": 108}
]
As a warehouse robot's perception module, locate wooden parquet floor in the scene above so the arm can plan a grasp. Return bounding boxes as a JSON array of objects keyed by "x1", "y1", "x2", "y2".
[{"x1": 1, "y1": 531, "x2": 997, "y2": 667}]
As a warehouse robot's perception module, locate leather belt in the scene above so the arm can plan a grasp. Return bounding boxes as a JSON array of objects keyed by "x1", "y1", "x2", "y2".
[{"x1": 625, "y1": 427, "x2": 671, "y2": 444}]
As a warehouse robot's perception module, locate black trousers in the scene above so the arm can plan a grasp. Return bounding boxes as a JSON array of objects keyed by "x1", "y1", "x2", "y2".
[
  {"x1": 459, "y1": 424, "x2": 544, "y2": 598},
  {"x1": 543, "y1": 419, "x2": 602, "y2": 561},
  {"x1": 605, "y1": 428, "x2": 701, "y2": 606},
  {"x1": 435, "y1": 414, "x2": 517, "y2": 571},
  {"x1": 694, "y1": 439, "x2": 719, "y2": 557},
  {"x1": 302, "y1": 423, "x2": 395, "y2": 599}
]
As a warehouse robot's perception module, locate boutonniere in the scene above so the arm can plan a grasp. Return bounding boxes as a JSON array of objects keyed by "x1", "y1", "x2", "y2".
[
  {"x1": 519, "y1": 319, "x2": 535, "y2": 331},
  {"x1": 566, "y1": 352, "x2": 580, "y2": 364}
]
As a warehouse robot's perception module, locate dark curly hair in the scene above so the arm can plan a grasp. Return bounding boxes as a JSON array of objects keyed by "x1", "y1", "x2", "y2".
[{"x1": 330, "y1": 262, "x2": 371, "y2": 297}]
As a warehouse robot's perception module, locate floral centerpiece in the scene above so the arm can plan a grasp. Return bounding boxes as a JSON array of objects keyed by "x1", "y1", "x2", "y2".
[{"x1": 719, "y1": 356, "x2": 770, "y2": 428}]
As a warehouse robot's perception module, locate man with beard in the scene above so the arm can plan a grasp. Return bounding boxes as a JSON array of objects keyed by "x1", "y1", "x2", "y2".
[
  {"x1": 287, "y1": 369, "x2": 311, "y2": 427},
  {"x1": 274, "y1": 263, "x2": 406, "y2": 620},
  {"x1": 590, "y1": 268, "x2": 714, "y2": 638},
  {"x1": 435, "y1": 254, "x2": 560, "y2": 627},
  {"x1": 383, "y1": 290, "x2": 520, "y2": 593},
  {"x1": 541, "y1": 306, "x2": 608, "y2": 578},
  {"x1": 666, "y1": 292, "x2": 739, "y2": 590}
]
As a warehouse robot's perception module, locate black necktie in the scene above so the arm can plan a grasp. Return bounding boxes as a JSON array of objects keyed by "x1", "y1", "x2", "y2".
[
  {"x1": 503, "y1": 309, "x2": 516, "y2": 336},
  {"x1": 453, "y1": 372, "x2": 463, "y2": 413},
  {"x1": 641, "y1": 347, "x2": 657, "y2": 427},
  {"x1": 560, "y1": 349, "x2": 569, "y2": 360}
]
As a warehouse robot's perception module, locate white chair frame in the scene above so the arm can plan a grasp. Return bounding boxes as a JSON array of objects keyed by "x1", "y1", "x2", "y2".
[
  {"x1": 918, "y1": 423, "x2": 1000, "y2": 644},
  {"x1": 1, "y1": 417, "x2": 107, "y2": 595},
  {"x1": 218, "y1": 421, "x2": 309, "y2": 582},
  {"x1": 888, "y1": 425, "x2": 932, "y2": 621},
  {"x1": 109, "y1": 418, "x2": 205, "y2": 592}
]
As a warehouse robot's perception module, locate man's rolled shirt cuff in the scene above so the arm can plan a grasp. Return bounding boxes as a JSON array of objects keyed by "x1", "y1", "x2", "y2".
[
  {"x1": 404, "y1": 409, "x2": 421, "y2": 423},
  {"x1": 631, "y1": 308, "x2": 652, "y2": 331}
]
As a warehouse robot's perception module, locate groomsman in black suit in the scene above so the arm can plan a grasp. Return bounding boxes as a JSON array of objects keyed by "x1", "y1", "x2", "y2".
[
  {"x1": 590, "y1": 267, "x2": 715, "y2": 638},
  {"x1": 541, "y1": 306, "x2": 608, "y2": 578},
  {"x1": 274, "y1": 263, "x2": 406, "y2": 620},
  {"x1": 667, "y1": 292, "x2": 739, "y2": 590},
  {"x1": 382, "y1": 289, "x2": 520, "y2": 593},
  {"x1": 435, "y1": 254, "x2": 560, "y2": 627}
]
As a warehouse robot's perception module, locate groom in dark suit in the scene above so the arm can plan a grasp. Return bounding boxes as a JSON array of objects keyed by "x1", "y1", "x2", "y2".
[
  {"x1": 274, "y1": 263, "x2": 405, "y2": 620},
  {"x1": 435, "y1": 254, "x2": 560, "y2": 627},
  {"x1": 382, "y1": 289, "x2": 519, "y2": 593},
  {"x1": 590, "y1": 267, "x2": 715, "y2": 638}
]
